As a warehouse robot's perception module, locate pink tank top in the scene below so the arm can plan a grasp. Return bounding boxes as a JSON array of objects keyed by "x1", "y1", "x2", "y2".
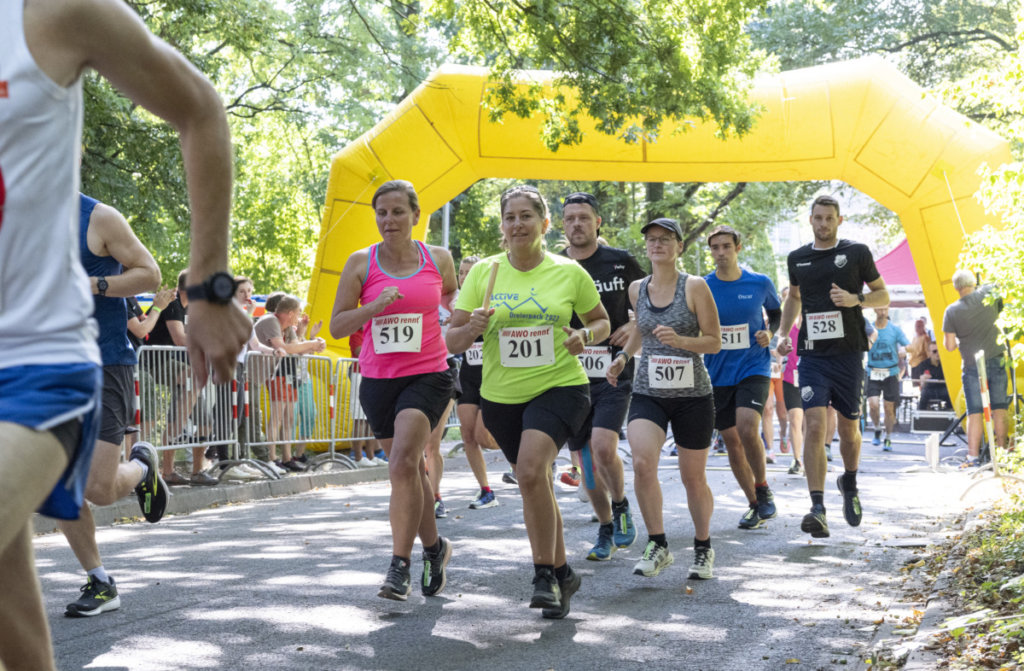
[
  {"x1": 783, "y1": 323, "x2": 800, "y2": 385},
  {"x1": 358, "y1": 241, "x2": 449, "y2": 379}
]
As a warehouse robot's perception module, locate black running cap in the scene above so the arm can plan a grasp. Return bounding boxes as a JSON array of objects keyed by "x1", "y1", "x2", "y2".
[{"x1": 641, "y1": 218, "x2": 683, "y2": 241}]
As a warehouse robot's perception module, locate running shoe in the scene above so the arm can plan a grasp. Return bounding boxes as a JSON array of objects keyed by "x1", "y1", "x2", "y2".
[
  {"x1": 559, "y1": 467, "x2": 581, "y2": 487},
  {"x1": 378, "y1": 558, "x2": 411, "y2": 601},
  {"x1": 737, "y1": 505, "x2": 763, "y2": 530},
  {"x1": 669, "y1": 445, "x2": 678, "y2": 457},
  {"x1": 787, "y1": 460, "x2": 803, "y2": 476},
  {"x1": 612, "y1": 505, "x2": 637, "y2": 548},
  {"x1": 265, "y1": 460, "x2": 287, "y2": 476},
  {"x1": 825, "y1": 445, "x2": 834, "y2": 462},
  {"x1": 882, "y1": 438, "x2": 893, "y2": 452},
  {"x1": 422, "y1": 537, "x2": 452, "y2": 597},
  {"x1": 587, "y1": 525, "x2": 616, "y2": 561},
  {"x1": 530, "y1": 568, "x2": 561, "y2": 609},
  {"x1": 714, "y1": 438, "x2": 727, "y2": 454},
  {"x1": 222, "y1": 466, "x2": 259, "y2": 482},
  {"x1": 837, "y1": 474, "x2": 862, "y2": 527},
  {"x1": 688, "y1": 546, "x2": 715, "y2": 580},
  {"x1": 960, "y1": 457, "x2": 982, "y2": 469},
  {"x1": 130, "y1": 442, "x2": 168, "y2": 523},
  {"x1": 374, "y1": 449, "x2": 388, "y2": 462},
  {"x1": 502, "y1": 470, "x2": 518, "y2": 485},
  {"x1": 189, "y1": 471, "x2": 219, "y2": 486},
  {"x1": 755, "y1": 486, "x2": 777, "y2": 520},
  {"x1": 766, "y1": 451, "x2": 776, "y2": 465},
  {"x1": 780, "y1": 439, "x2": 790, "y2": 454},
  {"x1": 872, "y1": 430, "x2": 881, "y2": 446},
  {"x1": 800, "y1": 505, "x2": 830, "y2": 538},
  {"x1": 542, "y1": 567, "x2": 581, "y2": 620},
  {"x1": 434, "y1": 498, "x2": 448, "y2": 519},
  {"x1": 65, "y1": 576, "x2": 121, "y2": 617},
  {"x1": 469, "y1": 489, "x2": 498, "y2": 509},
  {"x1": 356, "y1": 458, "x2": 378, "y2": 469},
  {"x1": 633, "y1": 541, "x2": 674, "y2": 577}
]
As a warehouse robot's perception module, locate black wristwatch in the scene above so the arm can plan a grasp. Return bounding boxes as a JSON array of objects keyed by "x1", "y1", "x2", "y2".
[
  {"x1": 856, "y1": 292, "x2": 865, "y2": 305},
  {"x1": 185, "y1": 271, "x2": 237, "y2": 305},
  {"x1": 96, "y1": 277, "x2": 108, "y2": 297}
]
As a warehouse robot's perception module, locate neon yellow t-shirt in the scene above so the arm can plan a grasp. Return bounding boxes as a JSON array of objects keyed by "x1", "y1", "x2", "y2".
[{"x1": 455, "y1": 251, "x2": 601, "y2": 404}]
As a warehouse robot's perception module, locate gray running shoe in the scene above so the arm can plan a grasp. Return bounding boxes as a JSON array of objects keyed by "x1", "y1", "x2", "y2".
[
  {"x1": 688, "y1": 546, "x2": 715, "y2": 580},
  {"x1": 738, "y1": 505, "x2": 763, "y2": 530},
  {"x1": 378, "y1": 558, "x2": 411, "y2": 601},
  {"x1": 633, "y1": 540, "x2": 674, "y2": 577},
  {"x1": 542, "y1": 567, "x2": 581, "y2": 619}
]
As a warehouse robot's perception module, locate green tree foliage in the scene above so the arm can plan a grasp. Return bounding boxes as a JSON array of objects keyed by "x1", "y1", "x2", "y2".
[
  {"x1": 959, "y1": 4, "x2": 1024, "y2": 354},
  {"x1": 430, "y1": 0, "x2": 770, "y2": 150}
]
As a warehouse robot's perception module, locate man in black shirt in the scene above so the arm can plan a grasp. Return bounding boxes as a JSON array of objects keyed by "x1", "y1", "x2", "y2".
[
  {"x1": 560, "y1": 192, "x2": 647, "y2": 565},
  {"x1": 778, "y1": 195, "x2": 889, "y2": 538}
]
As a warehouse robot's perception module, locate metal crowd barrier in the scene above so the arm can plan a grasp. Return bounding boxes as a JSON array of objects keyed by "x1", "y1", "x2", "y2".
[
  {"x1": 333, "y1": 357, "x2": 377, "y2": 463},
  {"x1": 136, "y1": 345, "x2": 245, "y2": 479},
  {"x1": 243, "y1": 351, "x2": 354, "y2": 472}
]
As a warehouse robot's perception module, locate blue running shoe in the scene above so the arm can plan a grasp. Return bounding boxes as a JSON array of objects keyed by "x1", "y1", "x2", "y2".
[
  {"x1": 587, "y1": 525, "x2": 616, "y2": 561},
  {"x1": 469, "y1": 489, "x2": 498, "y2": 509},
  {"x1": 612, "y1": 505, "x2": 637, "y2": 548},
  {"x1": 755, "y1": 486, "x2": 777, "y2": 520}
]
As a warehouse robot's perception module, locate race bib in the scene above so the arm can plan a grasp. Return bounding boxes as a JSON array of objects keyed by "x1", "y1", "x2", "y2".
[
  {"x1": 578, "y1": 346, "x2": 612, "y2": 378},
  {"x1": 465, "y1": 341, "x2": 483, "y2": 366},
  {"x1": 648, "y1": 355, "x2": 694, "y2": 390},
  {"x1": 720, "y1": 323, "x2": 750, "y2": 350},
  {"x1": 869, "y1": 367, "x2": 890, "y2": 381},
  {"x1": 371, "y1": 313, "x2": 423, "y2": 354},
  {"x1": 806, "y1": 310, "x2": 844, "y2": 340},
  {"x1": 499, "y1": 325, "x2": 555, "y2": 368}
]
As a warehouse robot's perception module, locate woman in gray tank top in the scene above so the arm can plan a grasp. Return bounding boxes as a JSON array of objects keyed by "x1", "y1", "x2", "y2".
[{"x1": 605, "y1": 218, "x2": 722, "y2": 582}]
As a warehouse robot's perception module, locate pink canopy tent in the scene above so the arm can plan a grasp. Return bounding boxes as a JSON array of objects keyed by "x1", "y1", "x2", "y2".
[{"x1": 875, "y1": 238, "x2": 925, "y2": 307}]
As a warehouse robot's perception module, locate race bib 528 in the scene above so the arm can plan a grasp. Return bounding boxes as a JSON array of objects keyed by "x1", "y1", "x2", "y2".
[{"x1": 806, "y1": 311, "x2": 844, "y2": 340}]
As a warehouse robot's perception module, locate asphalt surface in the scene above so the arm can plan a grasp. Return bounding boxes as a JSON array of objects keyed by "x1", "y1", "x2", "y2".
[{"x1": 34, "y1": 430, "x2": 1002, "y2": 671}]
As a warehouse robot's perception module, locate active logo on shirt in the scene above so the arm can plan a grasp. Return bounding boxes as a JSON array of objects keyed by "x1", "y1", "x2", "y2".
[{"x1": 834, "y1": 254, "x2": 847, "y2": 268}]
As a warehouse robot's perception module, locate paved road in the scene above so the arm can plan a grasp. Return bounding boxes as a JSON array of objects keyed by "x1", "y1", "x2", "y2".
[{"x1": 35, "y1": 432, "x2": 1000, "y2": 671}]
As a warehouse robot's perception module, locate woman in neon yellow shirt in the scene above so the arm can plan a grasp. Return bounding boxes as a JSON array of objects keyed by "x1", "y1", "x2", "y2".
[{"x1": 447, "y1": 185, "x2": 610, "y2": 619}]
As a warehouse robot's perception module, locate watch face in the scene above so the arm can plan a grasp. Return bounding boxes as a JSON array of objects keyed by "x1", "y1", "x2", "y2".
[{"x1": 210, "y1": 273, "x2": 235, "y2": 300}]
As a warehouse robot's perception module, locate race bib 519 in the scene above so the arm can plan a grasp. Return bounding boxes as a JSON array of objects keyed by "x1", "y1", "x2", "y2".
[{"x1": 372, "y1": 313, "x2": 423, "y2": 354}]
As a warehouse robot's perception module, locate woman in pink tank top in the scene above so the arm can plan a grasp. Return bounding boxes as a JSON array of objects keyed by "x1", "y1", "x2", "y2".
[{"x1": 330, "y1": 180, "x2": 458, "y2": 602}]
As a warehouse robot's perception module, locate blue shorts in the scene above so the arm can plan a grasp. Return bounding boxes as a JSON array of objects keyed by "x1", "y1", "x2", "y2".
[
  {"x1": 797, "y1": 353, "x2": 864, "y2": 420},
  {"x1": 0, "y1": 363, "x2": 103, "y2": 520},
  {"x1": 962, "y1": 356, "x2": 1010, "y2": 415}
]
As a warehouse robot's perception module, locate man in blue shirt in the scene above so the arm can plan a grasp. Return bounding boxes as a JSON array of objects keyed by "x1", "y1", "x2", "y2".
[
  {"x1": 865, "y1": 308, "x2": 909, "y2": 451},
  {"x1": 704, "y1": 226, "x2": 782, "y2": 529}
]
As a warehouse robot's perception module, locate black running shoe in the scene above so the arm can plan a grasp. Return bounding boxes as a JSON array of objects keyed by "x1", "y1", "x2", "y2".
[
  {"x1": 422, "y1": 537, "x2": 452, "y2": 597},
  {"x1": 378, "y1": 558, "x2": 412, "y2": 601},
  {"x1": 755, "y1": 486, "x2": 777, "y2": 520},
  {"x1": 130, "y1": 442, "x2": 168, "y2": 523},
  {"x1": 502, "y1": 470, "x2": 518, "y2": 485},
  {"x1": 837, "y1": 474, "x2": 862, "y2": 527},
  {"x1": 542, "y1": 568, "x2": 581, "y2": 619},
  {"x1": 529, "y1": 568, "x2": 561, "y2": 609},
  {"x1": 65, "y1": 576, "x2": 120, "y2": 617},
  {"x1": 800, "y1": 505, "x2": 830, "y2": 538}
]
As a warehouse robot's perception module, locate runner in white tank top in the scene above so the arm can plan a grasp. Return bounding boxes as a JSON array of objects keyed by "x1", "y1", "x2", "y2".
[{"x1": 1, "y1": 3, "x2": 247, "y2": 668}]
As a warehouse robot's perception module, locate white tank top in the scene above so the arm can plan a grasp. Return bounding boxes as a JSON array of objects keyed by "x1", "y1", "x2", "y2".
[{"x1": 0, "y1": 0, "x2": 99, "y2": 368}]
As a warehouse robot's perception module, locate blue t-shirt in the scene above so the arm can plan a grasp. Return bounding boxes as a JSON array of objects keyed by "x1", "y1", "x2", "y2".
[
  {"x1": 866, "y1": 321, "x2": 909, "y2": 375},
  {"x1": 704, "y1": 268, "x2": 781, "y2": 386}
]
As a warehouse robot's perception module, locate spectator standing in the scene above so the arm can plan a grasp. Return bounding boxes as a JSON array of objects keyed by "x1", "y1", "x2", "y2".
[{"x1": 942, "y1": 270, "x2": 1009, "y2": 465}]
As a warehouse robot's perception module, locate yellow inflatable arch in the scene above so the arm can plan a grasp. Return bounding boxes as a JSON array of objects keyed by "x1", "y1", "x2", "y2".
[{"x1": 308, "y1": 56, "x2": 1010, "y2": 399}]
